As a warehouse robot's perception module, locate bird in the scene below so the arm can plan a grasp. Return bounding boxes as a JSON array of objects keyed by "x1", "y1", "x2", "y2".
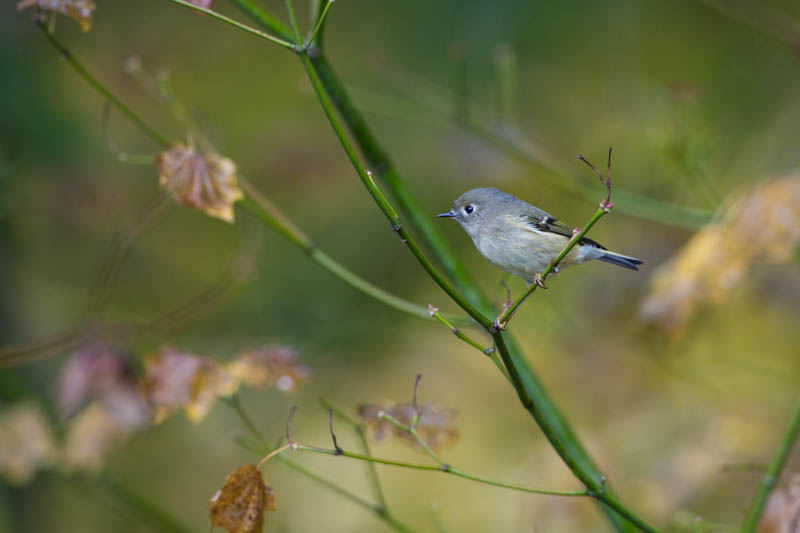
[{"x1": 437, "y1": 187, "x2": 642, "y2": 285}]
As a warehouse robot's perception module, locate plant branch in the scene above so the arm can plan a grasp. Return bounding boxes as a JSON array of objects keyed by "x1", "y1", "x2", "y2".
[
  {"x1": 323, "y1": 399, "x2": 388, "y2": 511},
  {"x1": 164, "y1": 0, "x2": 296, "y2": 50},
  {"x1": 742, "y1": 397, "x2": 800, "y2": 532},
  {"x1": 284, "y1": 0, "x2": 302, "y2": 44},
  {"x1": 304, "y1": 0, "x2": 333, "y2": 48},
  {"x1": 36, "y1": 23, "x2": 168, "y2": 147}
]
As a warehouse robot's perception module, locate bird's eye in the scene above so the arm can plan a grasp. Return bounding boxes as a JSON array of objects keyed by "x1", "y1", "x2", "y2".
[{"x1": 464, "y1": 205, "x2": 474, "y2": 214}]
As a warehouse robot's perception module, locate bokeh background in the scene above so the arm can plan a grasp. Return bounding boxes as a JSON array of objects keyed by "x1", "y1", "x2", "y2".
[{"x1": 2, "y1": 0, "x2": 800, "y2": 531}]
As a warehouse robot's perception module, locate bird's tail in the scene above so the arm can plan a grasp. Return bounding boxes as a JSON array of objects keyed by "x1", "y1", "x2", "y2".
[{"x1": 596, "y1": 251, "x2": 643, "y2": 271}]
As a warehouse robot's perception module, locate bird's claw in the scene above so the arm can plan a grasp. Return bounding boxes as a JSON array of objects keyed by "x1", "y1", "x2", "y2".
[
  {"x1": 492, "y1": 317, "x2": 505, "y2": 332},
  {"x1": 533, "y1": 272, "x2": 547, "y2": 289}
]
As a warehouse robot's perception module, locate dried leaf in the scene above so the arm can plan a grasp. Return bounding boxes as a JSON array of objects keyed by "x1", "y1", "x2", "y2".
[
  {"x1": 155, "y1": 143, "x2": 243, "y2": 223},
  {"x1": 357, "y1": 402, "x2": 459, "y2": 452},
  {"x1": 0, "y1": 403, "x2": 56, "y2": 485},
  {"x1": 62, "y1": 402, "x2": 131, "y2": 473},
  {"x1": 758, "y1": 474, "x2": 800, "y2": 533},
  {"x1": 17, "y1": 0, "x2": 95, "y2": 31},
  {"x1": 229, "y1": 346, "x2": 309, "y2": 392},
  {"x1": 143, "y1": 346, "x2": 238, "y2": 424},
  {"x1": 641, "y1": 177, "x2": 800, "y2": 338},
  {"x1": 209, "y1": 464, "x2": 276, "y2": 533},
  {"x1": 56, "y1": 344, "x2": 132, "y2": 419}
]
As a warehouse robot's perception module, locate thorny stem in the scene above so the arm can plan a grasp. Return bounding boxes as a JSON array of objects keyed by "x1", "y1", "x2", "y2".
[{"x1": 742, "y1": 397, "x2": 800, "y2": 532}]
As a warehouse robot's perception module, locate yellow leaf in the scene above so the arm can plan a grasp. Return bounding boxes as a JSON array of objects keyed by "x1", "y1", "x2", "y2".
[
  {"x1": 17, "y1": 0, "x2": 95, "y2": 32},
  {"x1": 209, "y1": 464, "x2": 276, "y2": 533},
  {"x1": 155, "y1": 143, "x2": 243, "y2": 223}
]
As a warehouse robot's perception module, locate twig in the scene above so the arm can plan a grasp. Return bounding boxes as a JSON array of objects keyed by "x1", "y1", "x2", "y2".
[
  {"x1": 284, "y1": 0, "x2": 302, "y2": 44},
  {"x1": 304, "y1": 0, "x2": 334, "y2": 48},
  {"x1": 742, "y1": 397, "x2": 800, "y2": 532},
  {"x1": 164, "y1": 0, "x2": 296, "y2": 51},
  {"x1": 327, "y1": 408, "x2": 343, "y2": 455},
  {"x1": 492, "y1": 150, "x2": 614, "y2": 331}
]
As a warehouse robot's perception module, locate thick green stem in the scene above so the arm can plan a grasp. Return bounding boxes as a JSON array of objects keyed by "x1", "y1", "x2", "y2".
[{"x1": 742, "y1": 397, "x2": 800, "y2": 532}]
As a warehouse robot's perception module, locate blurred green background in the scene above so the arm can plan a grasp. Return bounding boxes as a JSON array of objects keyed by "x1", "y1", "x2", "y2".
[{"x1": 2, "y1": 0, "x2": 800, "y2": 531}]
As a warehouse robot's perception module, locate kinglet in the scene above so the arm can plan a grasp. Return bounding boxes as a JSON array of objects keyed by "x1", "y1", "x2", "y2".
[{"x1": 437, "y1": 187, "x2": 642, "y2": 282}]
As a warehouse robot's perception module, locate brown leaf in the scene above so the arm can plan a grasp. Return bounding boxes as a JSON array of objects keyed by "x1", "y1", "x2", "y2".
[
  {"x1": 357, "y1": 402, "x2": 459, "y2": 452},
  {"x1": 17, "y1": 0, "x2": 95, "y2": 31},
  {"x1": 209, "y1": 464, "x2": 276, "y2": 533},
  {"x1": 155, "y1": 143, "x2": 243, "y2": 223},
  {"x1": 229, "y1": 346, "x2": 309, "y2": 392},
  {"x1": 143, "y1": 346, "x2": 239, "y2": 424},
  {"x1": 0, "y1": 403, "x2": 56, "y2": 485},
  {"x1": 641, "y1": 177, "x2": 800, "y2": 338}
]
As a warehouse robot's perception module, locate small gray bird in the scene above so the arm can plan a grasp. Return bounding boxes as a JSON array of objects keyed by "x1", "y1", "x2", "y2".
[{"x1": 438, "y1": 187, "x2": 642, "y2": 283}]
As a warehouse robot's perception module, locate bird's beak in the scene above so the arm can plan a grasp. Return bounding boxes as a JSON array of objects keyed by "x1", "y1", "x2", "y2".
[{"x1": 437, "y1": 210, "x2": 455, "y2": 218}]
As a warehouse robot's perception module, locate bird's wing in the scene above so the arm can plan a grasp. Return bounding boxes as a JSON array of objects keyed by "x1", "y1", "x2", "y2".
[{"x1": 522, "y1": 214, "x2": 606, "y2": 250}]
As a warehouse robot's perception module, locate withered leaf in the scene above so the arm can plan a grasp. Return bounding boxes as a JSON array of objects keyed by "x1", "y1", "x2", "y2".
[
  {"x1": 0, "y1": 403, "x2": 56, "y2": 485},
  {"x1": 229, "y1": 346, "x2": 310, "y2": 392},
  {"x1": 62, "y1": 402, "x2": 131, "y2": 473},
  {"x1": 357, "y1": 402, "x2": 459, "y2": 452},
  {"x1": 143, "y1": 346, "x2": 239, "y2": 424},
  {"x1": 17, "y1": 0, "x2": 95, "y2": 31},
  {"x1": 641, "y1": 176, "x2": 800, "y2": 338},
  {"x1": 209, "y1": 464, "x2": 276, "y2": 533},
  {"x1": 155, "y1": 143, "x2": 243, "y2": 223}
]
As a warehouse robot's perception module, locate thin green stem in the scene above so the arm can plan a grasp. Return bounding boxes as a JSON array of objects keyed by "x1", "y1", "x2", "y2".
[
  {"x1": 240, "y1": 179, "x2": 470, "y2": 325},
  {"x1": 232, "y1": 412, "x2": 413, "y2": 532},
  {"x1": 36, "y1": 23, "x2": 168, "y2": 147},
  {"x1": 295, "y1": 445, "x2": 587, "y2": 497},
  {"x1": 164, "y1": 0, "x2": 296, "y2": 51},
  {"x1": 227, "y1": 0, "x2": 295, "y2": 41},
  {"x1": 323, "y1": 400, "x2": 388, "y2": 512},
  {"x1": 376, "y1": 411, "x2": 445, "y2": 466},
  {"x1": 495, "y1": 206, "x2": 608, "y2": 330},
  {"x1": 304, "y1": 0, "x2": 333, "y2": 48},
  {"x1": 742, "y1": 397, "x2": 800, "y2": 532},
  {"x1": 297, "y1": 51, "x2": 493, "y2": 330},
  {"x1": 284, "y1": 0, "x2": 303, "y2": 44}
]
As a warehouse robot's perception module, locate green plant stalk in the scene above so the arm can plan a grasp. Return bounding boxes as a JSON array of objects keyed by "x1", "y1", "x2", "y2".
[
  {"x1": 166, "y1": 0, "x2": 296, "y2": 50},
  {"x1": 496, "y1": 206, "x2": 608, "y2": 329},
  {"x1": 742, "y1": 397, "x2": 800, "y2": 532},
  {"x1": 36, "y1": 23, "x2": 168, "y2": 147},
  {"x1": 284, "y1": 0, "x2": 302, "y2": 44},
  {"x1": 240, "y1": 180, "x2": 471, "y2": 325},
  {"x1": 292, "y1": 444, "x2": 588, "y2": 497},
  {"x1": 295, "y1": 46, "x2": 655, "y2": 532},
  {"x1": 323, "y1": 400, "x2": 389, "y2": 512},
  {"x1": 232, "y1": 408, "x2": 413, "y2": 532},
  {"x1": 42, "y1": 5, "x2": 649, "y2": 531}
]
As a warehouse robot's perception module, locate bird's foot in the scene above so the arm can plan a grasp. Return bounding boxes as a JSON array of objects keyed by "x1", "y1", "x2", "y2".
[{"x1": 533, "y1": 272, "x2": 547, "y2": 289}]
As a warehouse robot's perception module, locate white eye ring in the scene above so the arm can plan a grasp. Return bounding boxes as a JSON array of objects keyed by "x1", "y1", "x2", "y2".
[{"x1": 464, "y1": 205, "x2": 474, "y2": 214}]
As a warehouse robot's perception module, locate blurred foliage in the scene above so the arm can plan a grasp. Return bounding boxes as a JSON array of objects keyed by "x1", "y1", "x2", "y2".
[{"x1": 2, "y1": 0, "x2": 800, "y2": 531}]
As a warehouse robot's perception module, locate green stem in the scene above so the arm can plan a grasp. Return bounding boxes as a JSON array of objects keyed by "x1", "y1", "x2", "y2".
[
  {"x1": 742, "y1": 397, "x2": 800, "y2": 532},
  {"x1": 164, "y1": 0, "x2": 296, "y2": 50},
  {"x1": 36, "y1": 23, "x2": 168, "y2": 147},
  {"x1": 496, "y1": 206, "x2": 608, "y2": 329},
  {"x1": 304, "y1": 0, "x2": 333, "y2": 48},
  {"x1": 240, "y1": 180, "x2": 470, "y2": 325},
  {"x1": 323, "y1": 400, "x2": 389, "y2": 512},
  {"x1": 295, "y1": 445, "x2": 587, "y2": 497},
  {"x1": 284, "y1": 0, "x2": 302, "y2": 44}
]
